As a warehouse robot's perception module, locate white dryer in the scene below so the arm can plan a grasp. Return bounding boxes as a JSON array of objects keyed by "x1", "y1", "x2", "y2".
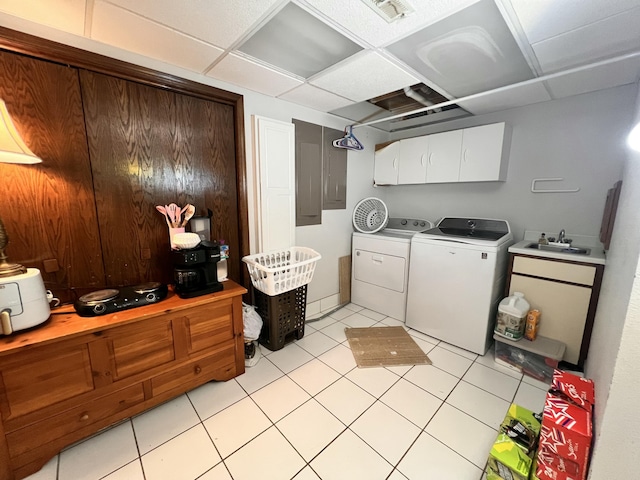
[{"x1": 351, "y1": 218, "x2": 432, "y2": 321}]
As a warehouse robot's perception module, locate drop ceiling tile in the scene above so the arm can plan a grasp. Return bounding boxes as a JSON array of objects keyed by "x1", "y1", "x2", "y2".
[
  {"x1": 544, "y1": 55, "x2": 640, "y2": 99},
  {"x1": 310, "y1": 51, "x2": 419, "y2": 103},
  {"x1": 457, "y1": 81, "x2": 551, "y2": 115},
  {"x1": 305, "y1": 0, "x2": 479, "y2": 47},
  {"x1": 238, "y1": 3, "x2": 362, "y2": 78},
  {"x1": 278, "y1": 84, "x2": 354, "y2": 112},
  {"x1": 509, "y1": 0, "x2": 640, "y2": 44},
  {"x1": 207, "y1": 53, "x2": 303, "y2": 97},
  {"x1": 386, "y1": 0, "x2": 535, "y2": 98},
  {"x1": 532, "y1": 6, "x2": 640, "y2": 73},
  {"x1": 330, "y1": 101, "x2": 389, "y2": 123},
  {"x1": 0, "y1": 0, "x2": 85, "y2": 35},
  {"x1": 92, "y1": 1, "x2": 224, "y2": 73},
  {"x1": 105, "y1": 0, "x2": 281, "y2": 48}
]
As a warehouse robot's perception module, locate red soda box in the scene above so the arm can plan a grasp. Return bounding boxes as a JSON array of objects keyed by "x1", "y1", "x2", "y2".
[
  {"x1": 550, "y1": 370, "x2": 594, "y2": 411},
  {"x1": 541, "y1": 393, "x2": 592, "y2": 473},
  {"x1": 537, "y1": 446, "x2": 583, "y2": 480}
]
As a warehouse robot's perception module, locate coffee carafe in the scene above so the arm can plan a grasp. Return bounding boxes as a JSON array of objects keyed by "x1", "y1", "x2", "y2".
[{"x1": 172, "y1": 240, "x2": 224, "y2": 298}]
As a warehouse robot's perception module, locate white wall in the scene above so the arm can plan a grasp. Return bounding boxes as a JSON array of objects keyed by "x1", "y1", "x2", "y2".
[
  {"x1": 384, "y1": 86, "x2": 636, "y2": 241},
  {"x1": 587, "y1": 83, "x2": 640, "y2": 479}
]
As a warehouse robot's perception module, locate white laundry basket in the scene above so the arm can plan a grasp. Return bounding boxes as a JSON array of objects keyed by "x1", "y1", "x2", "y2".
[
  {"x1": 242, "y1": 247, "x2": 321, "y2": 296},
  {"x1": 352, "y1": 197, "x2": 389, "y2": 234}
]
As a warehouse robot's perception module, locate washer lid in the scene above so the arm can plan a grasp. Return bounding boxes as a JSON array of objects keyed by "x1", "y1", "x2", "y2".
[{"x1": 425, "y1": 217, "x2": 511, "y2": 241}]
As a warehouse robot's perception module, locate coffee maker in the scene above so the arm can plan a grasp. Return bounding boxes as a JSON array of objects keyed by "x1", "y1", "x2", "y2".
[{"x1": 172, "y1": 240, "x2": 224, "y2": 298}]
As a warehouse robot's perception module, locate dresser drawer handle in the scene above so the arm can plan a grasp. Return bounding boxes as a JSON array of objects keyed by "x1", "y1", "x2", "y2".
[
  {"x1": 194, "y1": 365, "x2": 202, "y2": 374},
  {"x1": 79, "y1": 413, "x2": 90, "y2": 422}
]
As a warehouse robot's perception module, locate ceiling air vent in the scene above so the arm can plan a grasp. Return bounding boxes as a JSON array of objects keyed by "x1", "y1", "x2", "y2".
[{"x1": 362, "y1": 0, "x2": 415, "y2": 23}]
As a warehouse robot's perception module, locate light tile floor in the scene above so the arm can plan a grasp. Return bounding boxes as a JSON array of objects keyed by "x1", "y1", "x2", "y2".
[{"x1": 27, "y1": 303, "x2": 550, "y2": 480}]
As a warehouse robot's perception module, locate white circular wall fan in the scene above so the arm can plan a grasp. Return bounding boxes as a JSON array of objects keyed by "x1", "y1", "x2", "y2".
[{"x1": 352, "y1": 197, "x2": 389, "y2": 234}]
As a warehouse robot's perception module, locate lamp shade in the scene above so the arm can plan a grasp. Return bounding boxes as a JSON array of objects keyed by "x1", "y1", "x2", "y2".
[{"x1": 0, "y1": 99, "x2": 41, "y2": 164}]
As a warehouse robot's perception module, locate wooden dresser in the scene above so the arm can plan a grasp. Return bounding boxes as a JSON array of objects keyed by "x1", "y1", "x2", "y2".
[{"x1": 0, "y1": 281, "x2": 246, "y2": 480}]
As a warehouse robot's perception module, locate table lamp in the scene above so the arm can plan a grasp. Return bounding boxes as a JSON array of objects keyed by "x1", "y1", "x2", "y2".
[{"x1": 0, "y1": 98, "x2": 50, "y2": 335}]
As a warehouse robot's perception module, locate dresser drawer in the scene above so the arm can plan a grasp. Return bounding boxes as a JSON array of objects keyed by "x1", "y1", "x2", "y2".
[
  {"x1": 6, "y1": 382, "x2": 145, "y2": 459},
  {"x1": 151, "y1": 343, "x2": 236, "y2": 397}
]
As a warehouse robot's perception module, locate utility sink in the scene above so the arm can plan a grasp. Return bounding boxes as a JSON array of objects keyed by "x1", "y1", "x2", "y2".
[{"x1": 526, "y1": 243, "x2": 591, "y2": 255}]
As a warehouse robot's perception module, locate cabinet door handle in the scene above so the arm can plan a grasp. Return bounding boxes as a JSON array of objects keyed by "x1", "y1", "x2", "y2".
[
  {"x1": 420, "y1": 154, "x2": 425, "y2": 167},
  {"x1": 463, "y1": 149, "x2": 469, "y2": 163},
  {"x1": 428, "y1": 152, "x2": 433, "y2": 166},
  {"x1": 393, "y1": 158, "x2": 397, "y2": 170},
  {"x1": 372, "y1": 255, "x2": 384, "y2": 263},
  {"x1": 194, "y1": 365, "x2": 202, "y2": 375},
  {"x1": 79, "y1": 412, "x2": 89, "y2": 422}
]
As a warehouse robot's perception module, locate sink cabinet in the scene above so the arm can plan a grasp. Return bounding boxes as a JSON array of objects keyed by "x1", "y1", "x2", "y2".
[
  {"x1": 0, "y1": 281, "x2": 246, "y2": 480},
  {"x1": 506, "y1": 255, "x2": 604, "y2": 367}
]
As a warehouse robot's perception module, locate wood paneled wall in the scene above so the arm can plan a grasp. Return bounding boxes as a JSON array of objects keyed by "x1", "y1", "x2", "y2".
[{"x1": 0, "y1": 28, "x2": 248, "y2": 303}]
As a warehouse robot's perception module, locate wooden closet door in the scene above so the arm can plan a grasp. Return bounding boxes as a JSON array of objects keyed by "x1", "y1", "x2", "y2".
[
  {"x1": 79, "y1": 71, "x2": 239, "y2": 286},
  {"x1": 0, "y1": 51, "x2": 104, "y2": 298}
]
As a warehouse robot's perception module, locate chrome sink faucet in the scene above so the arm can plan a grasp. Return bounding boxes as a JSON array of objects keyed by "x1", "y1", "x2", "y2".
[{"x1": 558, "y1": 229, "x2": 566, "y2": 243}]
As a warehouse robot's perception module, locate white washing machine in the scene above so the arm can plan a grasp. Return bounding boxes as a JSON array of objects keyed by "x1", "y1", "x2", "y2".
[
  {"x1": 406, "y1": 217, "x2": 514, "y2": 355},
  {"x1": 351, "y1": 218, "x2": 432, "y2": 321}
]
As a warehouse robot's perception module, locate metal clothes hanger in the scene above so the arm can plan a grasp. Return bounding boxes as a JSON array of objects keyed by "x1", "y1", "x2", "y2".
[{"x1": 332, "y1": 126, "x2": 364, "y2": 151}]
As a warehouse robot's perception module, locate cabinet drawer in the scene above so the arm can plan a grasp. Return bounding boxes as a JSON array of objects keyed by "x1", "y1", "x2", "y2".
[
  {"x1": 512, "y1": 256, "x2": 596, "y2": 286},
  {"x1": 151, "y1": 343, "x2": 236, "y2": 397},
  {"x1": 6, "y1": 382, "x2": 144, "y2": 459},
  {"x1": 0, "y1": 343, "x2": 94, "y2": 420}
]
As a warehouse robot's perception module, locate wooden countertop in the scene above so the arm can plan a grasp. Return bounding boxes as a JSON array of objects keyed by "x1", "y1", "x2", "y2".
[{"x1": 0, "y1": 280, "x2": 247, "y2": 356}]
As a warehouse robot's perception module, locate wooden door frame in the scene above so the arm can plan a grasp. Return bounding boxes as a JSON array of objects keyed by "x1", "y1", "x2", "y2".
[{"x1": 0, "y1": 26, "x2": 250, "y2": 289}]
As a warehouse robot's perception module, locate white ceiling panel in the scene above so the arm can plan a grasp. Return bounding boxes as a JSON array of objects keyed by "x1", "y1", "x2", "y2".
[
  {"x1": 309, "y1": 51, "x2": 419, "y2": 102},
  {"x1": 278, "y1": 84, "x2": 354, "y2": 112},
  {"x1": 0, "y1": 0, "x2": 85, "y2": 35},
  {"x1": 545, "y1": 55, "x2": 640, "y2": 99},
  {"x1": 532, "y1": 6, "x2": 640, "y2": 73},
  {"x1": 387, "y1": 0, "x2": 535, "y2": 98},
  {"x1": 92, "y1": 1, "x2": 223, "y2": 73},
  {"x1": 457, "y1": 81, "x2": 551, "y2": 114},
  {"x1": 238, "y1": 3, "x2": 362, "y2": 78},
  {"x1": 329, "y1": 101, "x2": 389, "y2": 123},
  {"x1": 508, "y1": 0, "x2": 640, "y2": 44},
  {"x1": 105, "y1": 0, "x2": 282, "y2": 48},
  {"x1": 207, "y1": 53, "x2": 303, "y2": 97},
  {"x1": 304, "y1": 0, "x2": 479, "y2": 47}
]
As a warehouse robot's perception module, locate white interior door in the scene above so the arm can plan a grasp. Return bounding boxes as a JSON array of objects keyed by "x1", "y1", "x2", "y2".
[{"x1": 253, "y1": 115, "x2": 295, "y2": 253}]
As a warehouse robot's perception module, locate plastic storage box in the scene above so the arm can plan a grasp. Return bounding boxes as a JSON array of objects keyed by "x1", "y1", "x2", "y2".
[
  {"x1": 494, "y1": 333, "x2": 566, "y2": 384},
  {"x1": 254, "y1": 285, "x2": 307, "y2": 351}
]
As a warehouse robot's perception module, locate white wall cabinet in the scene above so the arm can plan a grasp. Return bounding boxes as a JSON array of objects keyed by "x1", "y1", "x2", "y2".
[
  {"x1": 373, "y1": 141, "x2": 399, "y2": 185},
  {"x1": 425, "y1": 130, "x2": 463, "y2": 183},
  {"x1": 397, "y1": 136, "x2": 429, "y2": 184},
  {"x1": 374, "y1": 122, "x2": 508, "y2": 185},
  {"x1": 459, "y1": 123, "x2": 507, "y2": 182}
]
